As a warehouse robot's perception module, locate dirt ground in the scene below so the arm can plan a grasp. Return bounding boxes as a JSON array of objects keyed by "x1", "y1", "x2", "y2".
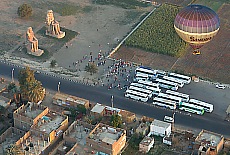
[{"x1": 112, "y1": 3, "x2": 230, "y2": 84}]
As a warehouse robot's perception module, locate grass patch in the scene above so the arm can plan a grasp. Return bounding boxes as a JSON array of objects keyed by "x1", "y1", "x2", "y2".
[
  {"x1": 122, "y1": 134, "x2": 143, "y2": 155},
  {"x1": 35, "y1": 1, "x2": 93, "y2": 16},
  {"x1": 37, "y1": 26, "x2": 78, "y2": 45},
  {"x1": 94, "y1": 0, "x2": 149, "y2": 9},
  {"x1": 118, "y1": 10, "x2": 144, "y2": 25},
  {"x1": 193, "y1": 0, "x2": 229, "y2": 12},
  {"x1": 124, "y1": 3, "x2": 188, "y2": 57},
  {"x1": 23, "y1": 47, "x2": 50, "y2": 60}
]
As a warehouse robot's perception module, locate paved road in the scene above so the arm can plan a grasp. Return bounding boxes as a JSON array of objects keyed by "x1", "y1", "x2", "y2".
[{"x1": 0, "y1": 62, "x2": 230, "y2": 136}]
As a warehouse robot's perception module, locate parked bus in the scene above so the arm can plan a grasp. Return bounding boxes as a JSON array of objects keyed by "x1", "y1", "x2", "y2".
[
  {"x1": 135, "y1": 67, "x2": 156, "y2": 78},
  {"x1": 138, "y1": 80, "x2": 159, "y2": 89},
  {"x1": 134, "y1": 73, "x2": 149, "y2": 81},
  {"x1": 155, "y1": 78, "x2": 179, "y2": 90},
  {"x1": 157, "y1": 93, "x2": 182, "y2": 104},
  {"x1": 128, "y1": 86, "x2": 153, "y2": 98},
  {"x1": 125, "y1": 89, "x2": 149, "y2": 102},
  {"x1": 155, "y1": 70, "x2": 167, "y2": 78},
  {"x1": 179, "y1": 102, "x2": 205, "y2": 115},
  {"x1": 130, "y1": 83, "x2": 161, "y2": 95},
  {"x1": 153, "y1": 97, "x2": 177, "y2": 110},
  {"x1": 165, "y1": 90, "x2": 189, "y2": 102},
  {"x1": 162, "y1": 76, "x2": 184, "y2": 88},
  {"x1": 189, "y1": 99, "x2": 213, "y2": 113},
  {"x1": 168, "y1": 73, "x2": 191, "y2": 84}
]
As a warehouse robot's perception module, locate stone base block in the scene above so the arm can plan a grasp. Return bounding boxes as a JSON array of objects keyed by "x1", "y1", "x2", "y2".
[
  {"x1": 46, "y1": 31, "x2": 65, "y2": 39},
  {"x1": 27, "y1": 49, "x2": 44, "y2": 56}
]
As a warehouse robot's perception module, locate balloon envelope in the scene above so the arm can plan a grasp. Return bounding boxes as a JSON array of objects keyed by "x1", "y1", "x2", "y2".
[{"x1": 174, "y1": 4, "x2": 220, "y2": 50}]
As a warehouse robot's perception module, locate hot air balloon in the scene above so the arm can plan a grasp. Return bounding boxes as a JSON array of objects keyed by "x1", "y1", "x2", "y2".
[{"x1": 174, "y1": 4, "x2": 220, "y2": 55}]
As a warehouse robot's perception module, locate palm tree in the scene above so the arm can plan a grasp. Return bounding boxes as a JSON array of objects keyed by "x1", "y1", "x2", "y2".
[{"x1": 27, "y1": 80, "x2": 45, "y2": 103}]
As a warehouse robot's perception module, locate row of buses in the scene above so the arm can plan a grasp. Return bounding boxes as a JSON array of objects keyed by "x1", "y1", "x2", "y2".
[
  {"x1": 124, "y1": 66, "x2": 214, "y2": 115},
  {"x1": 153, "y1": 91, "x2": 213, "y2": 115},
  {"x1": 134, "y1": 67, "x2": 191, "y2": 90}
]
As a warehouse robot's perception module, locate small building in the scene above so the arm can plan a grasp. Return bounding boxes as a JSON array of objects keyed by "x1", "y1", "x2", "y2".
[
  {"x1": 149, "y1": 119, "x2": 171, "y2": 137},
  {"x1": 136, "y1": 122, "x2": 149, "y2": 136},
  {"x1": 195, "y1": 129, "x2": 224, "y2": 155},
  {"x1": 0, "y1": 96, "x2": 11, "y2": 109},
  {"x1": 52, "y1": 92, "x2": 90, "y2": 109},
  {"x1": 139, "y1": 136, "x2": 154, "y2": 153},
  {"x1": 30, "y1": 110, "x2": 68, "y2": 143},
  {"x1": 0, "y1": 83, "x2": 7, "y2": 93},
  {"x1": 86, "y1": 123, "x2": 126, "y2": 155},
  {"x1": 61, "y1": 120, "x2": 95, "y2": 155},
  {"x1": 163, "y1": 134, "x2": 173, "y2": 146},
  {"x1": 0, "y1": 127, "x2": 26, "y2": 154},
  {"x1": 119, "y1": 110, "x2": 136, "y2": 123},
  {"x1": 15, "y1": 130, "x2": 51, "y2": 155},
  {"x1": 91, "y1": 103, "x2": 106, "y2": 117},
  {"x1": 13, "y1": 102, "x2": 48, "y2": 131}
]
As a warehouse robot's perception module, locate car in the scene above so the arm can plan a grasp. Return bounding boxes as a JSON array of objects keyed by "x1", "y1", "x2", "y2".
[
  {"x1": 215, "y1": 84, "x2": 226, "y2": 89},
  {"x1": 164, "y1": 115, "x2": 174, "y2": 123}
]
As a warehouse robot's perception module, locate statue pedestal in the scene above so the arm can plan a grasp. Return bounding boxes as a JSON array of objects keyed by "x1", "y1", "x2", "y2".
[
  {"x1": 26, "y1": 44, "x2": 44, "y2": 56},
  {"x1": 46, "y1": 31, "x2": 65, "y2": 39}
]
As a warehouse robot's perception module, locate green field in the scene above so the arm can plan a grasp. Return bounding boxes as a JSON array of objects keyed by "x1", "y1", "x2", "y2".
[
  {"x1": 124, "y1": 3, "x2": 188, "y2": 57},
  {"x1": 193, "y1": 0, "x2": 228, "y2": 11},
  {"x1": 94, "y1": 0, "x2": 149, "y2": 9}
]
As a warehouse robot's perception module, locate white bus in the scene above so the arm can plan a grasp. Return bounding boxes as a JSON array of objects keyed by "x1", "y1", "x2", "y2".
[
  {"x1": 165, "y1": 90, "x2": 189, "y2": 102},
  {"x1": 189, "y1": 99, "x2": 213, "y2": 113},
  {"x1": 153, "y1": 97, "x2": 177, "y2": 110},
  {"x1": 138, "y1": 80, "x2": 159, "y2": 89},
  {"x1": 179, "y1": 102, "x2": 205, "y2": 115},
  {"x1": 125, "y1": 89, "x2": 149, "y2": 102},
  {"x1": 157, "y1": 93, "x2": 182, "y2": 104},
  {"x1": 155, "y1": 78, "x2": 179, "y2": 90},
  {"x1": 162, "y1": 76, "x2": 184, "y2": 88},
  {"x1": 128, "y1": 86, "x2": 153, "y2": 98},
  {"x1": 134, "y1": 73, "x2": 149, "y2": 81},
  {"x1": 168, "y1": 73, "x2": 191, "y2": 84},
  {"x1": 135, "y1": 67, "x2": 156, "y2": 78},
  {"x1": 130, "y1": 83, "x2": 161, "y2": 95}
]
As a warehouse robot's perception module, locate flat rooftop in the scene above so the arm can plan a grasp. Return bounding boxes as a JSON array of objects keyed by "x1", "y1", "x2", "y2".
[
  {"x1": 19, "y1": 103, "x2": 44, "y2": 119},
  {"x1": 53, "y1": 93, "x2": 88, "y2": 105},
  {"x1": 140, "y1": 136, "x2": 154, "y2": 146},
  {"x1": 19, "y1": 134, "x2": 49, "y2": 155},
  {"x1": 91, "y1": 103, "x2": 105, "y2": 114},
  {"x1": 90, "y1": 124, "x2": 124, "y2": 145},
  {"x1": 36, "y1": 111, "x2": 66, "y2": 134},
  {"x1": 196, "y1": 130, "x2": 223, "y2": 147},
  {"x1": 66, "y1": 122, "x2": 92, "y2": 145},
  {"x1": 151, "y1": 119, "x2": 171, "y2": 129},
  {"x1": 0, "y1": 96, "x2": 10, "y2": 108}
]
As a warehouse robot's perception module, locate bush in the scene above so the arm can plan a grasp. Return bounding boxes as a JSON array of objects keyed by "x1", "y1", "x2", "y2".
[{"x1": 17, "y1": 3, "x2": 33, "y2": 18}]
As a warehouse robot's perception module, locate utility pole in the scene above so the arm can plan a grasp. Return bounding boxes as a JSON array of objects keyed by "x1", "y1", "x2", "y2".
[
  {"x1": 11, "y1": 68, "x2": 15, "y2": 83},
  {"x1": 57, "y1": 82, "x2": 61, "y2": 93},
  {"x1": 111, "y1": 95, "x2": 114, "y2": 108}
]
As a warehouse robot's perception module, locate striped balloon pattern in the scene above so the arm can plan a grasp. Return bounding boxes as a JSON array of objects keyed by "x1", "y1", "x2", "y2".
[{"x1": 174, "y1": 4, "x2": 220, "y2": 51}]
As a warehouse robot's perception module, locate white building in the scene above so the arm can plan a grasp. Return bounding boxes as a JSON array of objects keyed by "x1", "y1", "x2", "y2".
[
  {"x1": 149, "y1": 119, "x2": 171, "y2": 137},
  {"x1": 139, "y1": 136, "x2": 154, "y2": 153}
]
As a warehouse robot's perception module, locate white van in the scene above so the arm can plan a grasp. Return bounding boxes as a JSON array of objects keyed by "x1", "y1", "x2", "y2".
[{"x1": 164, "y1": 115, "x2": 174, "y2": 123}]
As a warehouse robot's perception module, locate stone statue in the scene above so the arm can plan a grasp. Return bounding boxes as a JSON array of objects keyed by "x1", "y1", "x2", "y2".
[
  {"x1": 26, "y1": 27, "x2": 44, "y2": 56},
  {"x1": 46, "y1": 10, "x2": 65, "y2": 38},
  {"x1": 27, "y1": 27, "x2": 38, "y2": 52}
]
